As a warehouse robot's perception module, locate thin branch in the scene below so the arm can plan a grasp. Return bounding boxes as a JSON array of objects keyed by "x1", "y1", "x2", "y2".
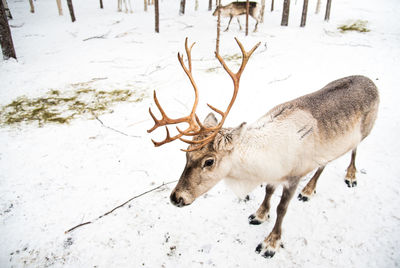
[
  {"x1": 94, "y1": 115, "x2": 141, "y2": 138},
  {"x1": 65, "y1": 222, "x2": 92, "y2": 233},
  {"x1": 267, "y1": 74, "x2": 292, "y2": 84},
  {"x1": 10, "y1": 23, "x2": 25, "y2": 28},
  {"x1": 65, "y1": 180, "x2": 178, "y2": 234},
  {"x1": 83, "y1": 31, "x2": 111, "y2": 41}
]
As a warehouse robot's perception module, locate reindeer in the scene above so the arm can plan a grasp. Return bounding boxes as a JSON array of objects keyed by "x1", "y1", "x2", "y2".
[
  {"x1": 213, "y1": 1, "x2": 262, "y2": 32},
  {"x1": 147, "y1": 38, "x2": 379, "y2": 258}
]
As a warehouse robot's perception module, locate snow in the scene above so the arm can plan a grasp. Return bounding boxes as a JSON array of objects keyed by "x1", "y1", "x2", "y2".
[{"x1": 1, "y1": 0, "x2": 400, "y2": 267}]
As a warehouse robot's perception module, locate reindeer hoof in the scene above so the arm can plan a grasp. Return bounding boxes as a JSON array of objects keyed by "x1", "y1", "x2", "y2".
[
  {"x1": 248, "y1": 214, "x2": 262, "y2": 225},
  {"x1": 248, "y1": 213, "x2": 269, "y2": 225},
  {"x1": 297, "y1": 193, "x2": 309, "y2": 202},
  {"x1": 255, "y1": 243, "x2": 263, "y2": 253},
  {"x1": 255, "y1": 242, "x2": 276, "y2": 258},
  {"x1": 345, "y1": 179, "x2": 357, "y2": 188},
  {"x1": 262, "y1": 250, "x2": 275, "y2": 258}
]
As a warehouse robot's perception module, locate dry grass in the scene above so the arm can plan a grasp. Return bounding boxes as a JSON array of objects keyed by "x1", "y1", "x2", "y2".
[
  {"x1": 204, "y1": 53, "x2": 241, "y2": 73},
  {"x1": 0, "y1": 88, "x2": 145, "y2": 127},
  {"x1": 338, "y1": 20, "x2": 370, "y2": 33}
]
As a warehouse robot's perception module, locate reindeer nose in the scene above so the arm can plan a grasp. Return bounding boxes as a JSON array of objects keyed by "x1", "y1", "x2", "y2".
[{"x1": 170, "y1": 192, "x2": 185, "y2": 207}]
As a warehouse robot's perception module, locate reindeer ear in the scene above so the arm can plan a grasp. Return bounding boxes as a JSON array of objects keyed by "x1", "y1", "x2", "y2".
[
  {"x1": 213, "y1": 122, "x2": 246, "y2": 152},
  {"x1": 203, "y1": 113, "x2": 218, "y2": 128}
]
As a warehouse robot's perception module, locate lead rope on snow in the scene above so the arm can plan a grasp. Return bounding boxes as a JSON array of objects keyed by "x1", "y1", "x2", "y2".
[{"x1": 65, "y1": 180, "x2": 178, "y2": 234}]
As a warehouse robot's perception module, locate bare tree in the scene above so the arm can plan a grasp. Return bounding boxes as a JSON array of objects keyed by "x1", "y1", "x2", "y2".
[
  {"x1": 179, "y1": 0, "x2": 185, "y2": 15},
  {"x1": 315, "y1": 0, "x2": 321, "y2": 14},
  {"x1": 216, "y1": 0, "x2": 221, "y2": 55},
  {"x1": 208, "y1": 0, "x2": 212, "y2": 11},
  {"x1": 271, "y1": 0, "x2": 274, "y2": 11},
  {"x1": 260, "y1": 0, "x2": 265, "y2": 23},
  {"x1": 99, "y1": 0, "x2": 104, "y2": 9},
  {"x1": 245, "y1": 0, "x2": 249, "y2": 36},
  {"x1": 144, "y1": 0, "x2": 148, "y2": 11},
  {"x1": 56, "y1": 0, "x2": 63, "y2": 15},
  {"x1": 2, "y1": 0, "x2": 11, "y2": 19},
  {"x1": 66, "y1": 0, "x2": 76, "y2": 22},
  {"x1": 155, "y1": 0, "x2": 159, "y2": 32},
  {"x1": 300, "y1": 0, "x2": 308, "y2": 27},
  {"x1": 0, "y1": 0, "x2": 16, "y2": 59},
  {"x1": 29, "y1": 0, "x2": 34, "y2": 13},
  {"x1": 281, "y1": 0, "x2": 290, "y2": 26},
  {"x1": 195, "y1": 0, "x2": 198, "y2": 11},
  {"x1": 324, "y1": 0, "x2": 332, "y2": 21}
]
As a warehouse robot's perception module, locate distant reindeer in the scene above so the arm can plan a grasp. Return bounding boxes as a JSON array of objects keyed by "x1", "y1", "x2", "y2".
[
  {"x1": 118, "y1": 0, "x2": 132, "y2": 13},
  {"x1": 213, "y1": 1, "x2": 262, "y2": 32},
  {"x1": 148, "y1": 38, "x2": 379, "y2": 258}
]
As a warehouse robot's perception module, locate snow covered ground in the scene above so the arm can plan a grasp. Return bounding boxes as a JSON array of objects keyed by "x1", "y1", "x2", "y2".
[{"x1": 1, "y1": 0, "x2": 400, "y2": 267}]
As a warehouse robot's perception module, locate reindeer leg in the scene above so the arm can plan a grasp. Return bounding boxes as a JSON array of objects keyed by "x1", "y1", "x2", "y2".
[
  {"x1": 253, "y1": 20, "x2": 259, "y2": 32},
  {"x1": 249, "y1": 184, "x2": 276, "y2": 225},
  {"x1": 224, "y1": 15, "x2": 233, "y2": 32},
  {"x1": 237, "y1": 17, "x2": 242, "y2": 30},
  {"x1": 251, "y1": 15, "x2": 259, "y2": 32},
  {"x1": 128, "y1": 0, "x2": 133, "y2": 13},
  {"x1": 255, "y1": 177, "x2": 299, "y2": 258},
  {"x1": 298, "y1": 166, "x2": 325, "y2": 202},
  {"x1": 123, "y1": 0, "x2": 128, "y2": 13},
  {"x1": 345, "y1": 148, "x2": 357, "y2": 187}
]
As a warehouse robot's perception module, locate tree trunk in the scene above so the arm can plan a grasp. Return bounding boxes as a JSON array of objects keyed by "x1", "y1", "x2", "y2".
[
  {"x1": 99, "y1": 0, "x2": 103, "y2": 9},
  {"x1": 260, "y1": 0, "x2": 265, "y2": 23},
  {"x1": 271, "y1": 0, "x2": 274, "y2": 12},
  {"x1": 28, "y1": 0, "x2": 34, "y2": 13},
  {"x1": 281, "y1": 0, "x2": 290, "y2": 26},
  {"x1": 0, "y1": 0, "x2": 16, "y2": 59},
  {"x1": 56, "y1": 0, "x2": 63, "y2": 15},
  {"x1": 245, "y1": 0, "x2": 249, "y2": 35},
  {"x1": 144, "y1": 0, "x2": 148, "y2": 11},
  {"x1": 2, "y1": 0, "x2": 12, "y2": 19},
  {"x1": 300, "y1": 0, "x2": 308, "y2": 27},
  {"x1": 66, "y1": 0, "x2": 76, "y2": 22},
  {"x1": 324, "y1": 0, "x2": 332, "y2": 21},
  {"x1": 208, "y1": 0, "x2": 212, "y2": 11},
  {"x1": 155, "y1": 0, "x2": 159, "y2": 33},
  {"x1": 195, "y1": 0, "x2": 198, "y2": 11},
  {"x1": 216, "y1": 0, "x2": 221, "y2": 55},
  {"x1": 315, "y1": 0, "x2": 321, "y2": 14},
  {"x1": 179, "y1": 0, "x2": 185, "y2": 15}
]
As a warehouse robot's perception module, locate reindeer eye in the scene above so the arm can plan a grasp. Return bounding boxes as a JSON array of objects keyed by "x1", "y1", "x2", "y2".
[{"x1": 204, "y1": 159, "x2": 215, "y2": 168}]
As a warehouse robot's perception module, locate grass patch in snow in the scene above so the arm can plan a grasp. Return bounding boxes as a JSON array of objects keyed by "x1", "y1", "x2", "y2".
[
  {"x1": 0, "y1": 88, "x2": 145, "y2": 127},
  {"x1": 205, "y1": 53, "x2": 241, "y2": 73},
  {"x1": 338, "y1": 20, "x2": 370, "y2": 33},
  {"x1": 222, "y1": 53, "x2": 242, "y2": 61}
]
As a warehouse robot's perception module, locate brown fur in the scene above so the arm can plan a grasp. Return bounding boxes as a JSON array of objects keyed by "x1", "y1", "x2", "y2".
[
  {"x1": 213, "y1": 2, "x2": 259, "y2": 16},
  {"x1": 213, "y1": 2, "x2": 261, "y2": 32},
  {"x1": 268, "y1": 75, "x2": 379, "y2": 139},
  {"x1": 170, "y1": 75, "x2": 379, "y2": 258},
  {"x1": 300, "y1": 166, "x2": 325, "y2": 198}
]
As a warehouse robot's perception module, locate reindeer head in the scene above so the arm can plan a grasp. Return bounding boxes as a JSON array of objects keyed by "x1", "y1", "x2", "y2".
[{"x1": 148, "y1": 38, "x2": 259, "y2": 207}]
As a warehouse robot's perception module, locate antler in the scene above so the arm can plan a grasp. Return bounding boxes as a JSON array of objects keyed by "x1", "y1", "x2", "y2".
[
  {"x1": 147, "y1": 37, "x2": 260, "y2": 152},
  {"x1": 180, "y1": 38, "x2": 261, "y2": 151},
  {"x1": 147, "y1": 37, "x2": 201, "y2": 147}
]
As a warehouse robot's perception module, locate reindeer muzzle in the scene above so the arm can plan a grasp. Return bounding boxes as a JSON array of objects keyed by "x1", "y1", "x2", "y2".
[{"x1": 170, "y1": 191, "x2": 187, "y2": 207}]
